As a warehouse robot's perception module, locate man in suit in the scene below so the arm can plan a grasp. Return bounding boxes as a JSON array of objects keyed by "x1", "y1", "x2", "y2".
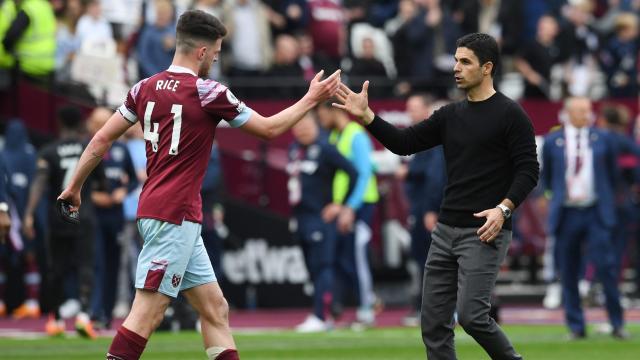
[{"x1": 541, "y1": 96, "x2": 627, "y2": 339}]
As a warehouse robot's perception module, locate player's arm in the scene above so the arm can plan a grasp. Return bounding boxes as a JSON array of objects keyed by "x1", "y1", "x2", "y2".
[
  {"x1": 240, "y1": 70, "x2": 340, "y2": 140},
  {"x1": 22, "y1": 158, "x2": 49, "y2": 239},
  {"x1": 58, "y1": 112, "x2": 134, "y2": 209}
]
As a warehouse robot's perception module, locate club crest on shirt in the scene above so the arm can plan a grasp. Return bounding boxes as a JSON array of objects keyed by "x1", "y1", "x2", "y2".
[
  {"x1": 226, "y1": 89, "x2": 245, "y2": 112},
  {"x1": 171, "y1": 274, "x2": 182, "y2": 288}
]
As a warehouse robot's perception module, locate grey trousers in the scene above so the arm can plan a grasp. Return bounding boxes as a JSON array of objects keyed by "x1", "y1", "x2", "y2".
[{"x1": 421, "y1": 222, "x2": 521, "y2": 360}]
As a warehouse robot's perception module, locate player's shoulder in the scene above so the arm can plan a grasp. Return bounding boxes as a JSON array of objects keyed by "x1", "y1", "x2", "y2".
[{"x1": 196, "y1": 78, "x2": 229, "y2": 106}]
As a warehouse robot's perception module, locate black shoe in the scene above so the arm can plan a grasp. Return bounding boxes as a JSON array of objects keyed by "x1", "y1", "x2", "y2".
[
  {"x1": 612, "y1": 328, "x2": 630, "y2": 340},
  {"x1": 568, "y1": 330, "x2": 586, "y2": 341}
]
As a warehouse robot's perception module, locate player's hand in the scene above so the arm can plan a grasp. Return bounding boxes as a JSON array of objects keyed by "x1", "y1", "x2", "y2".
[
  {"x1": 306, "y1": 69, "x2": 341, "y2": 103},
  {"x1": 332, "y1": 82, "x2": 375, "y2": 124},
  {"x1": 57, "y1": 189, "x2": 81, "y2": 213},
  {"x1": 22, "y1": 214, "x2": 35, "y2": 240},
  {"x1": 0, "y1": 210, "x2": 10, "y2": 243},
  {"x1": 321, "y1": 203, "x2": 342, "y2": 223},
  {"x1": 474, "y1": 208, "x2": 504, "y2": 243},
  {"x1": 337, "y1": 206, "x2": 355, "y2": 234}
]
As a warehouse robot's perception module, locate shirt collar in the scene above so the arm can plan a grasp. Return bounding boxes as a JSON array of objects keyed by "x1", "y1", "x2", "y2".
[{"x1": 167, "y1": 65, "x2": 197, "y2": 76}]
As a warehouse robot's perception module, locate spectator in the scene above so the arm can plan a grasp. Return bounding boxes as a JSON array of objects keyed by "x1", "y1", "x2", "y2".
[
  {"x1": 136, "y1": 0, "x2": 176, "y2": 79},
  {"x1": 54, "y1": 0, "x2": 84, "y2": 81},
  {"x1": 557, "y1": 0, "x2": 601, "y2": 97},
  {"x1": 265, "y1": 33, "x2": 305, "y2": 98},
  {"x1": 262, "y1": 0, "x2": 309, "y2": 36},
  {"x1": 297, "y1": 32, "x2": 337, "y2": 82},
  {"x1": 221, "y1": 0, "x2": 273, "y2": 97},
  {"x1": 400, "y1": 0, "x2": 462, "y2": 97},
  {"x1": 598, "y1": 12, "x2": 639, "y2": 98},
  {"x1": 307, "y1": 0, "x2": 346, "y2": 70},
  {"x1": 348, "y1": 36, "x2": 389, "y2": 98},
  {"x1": 76, "y1": 0, "x2": 114, "y2": 47},
  {"x1": 384, "y1": 0, "x2": 419, "y2": 95},
  {"x1": 515, "y1": 14, "x2": 563, "y2": 99}
]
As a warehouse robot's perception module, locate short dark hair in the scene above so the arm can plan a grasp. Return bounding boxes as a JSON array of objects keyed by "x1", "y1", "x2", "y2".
[
  {"x1": 57, "y1": 106, "x2": 83, "y2": 130},
  {"x1": 456, "y1": 33, "x2": 500, "y2": 76},
  {"x1": 176, "y1": 10, "x2": 227, "y2": 53}
]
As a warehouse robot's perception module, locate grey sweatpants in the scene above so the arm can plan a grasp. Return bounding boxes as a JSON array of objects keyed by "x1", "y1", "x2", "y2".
[{"x1": 421, "y1": 222, "x2": 521, "y2": 360}]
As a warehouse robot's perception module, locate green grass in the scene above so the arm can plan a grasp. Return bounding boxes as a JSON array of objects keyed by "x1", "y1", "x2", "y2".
[{"x1": 0, "y1": 324, "x2": 639, "y2": 359}]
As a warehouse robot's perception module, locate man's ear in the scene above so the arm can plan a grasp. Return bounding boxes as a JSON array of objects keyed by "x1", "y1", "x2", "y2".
[
  {"x1": 483, "y1": 62, "x2": 493, "y2": 76},
  {"x1": 197, "y1": 46, "x2": 208, "y2": 61}
]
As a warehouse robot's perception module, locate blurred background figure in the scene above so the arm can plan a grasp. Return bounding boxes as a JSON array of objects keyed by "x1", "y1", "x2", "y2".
[
  {"x1": 316, "y1": 101, "x2": 380, "y2": 327},
  {"x1": 22, "y1": 106, "x2": 107, "y2": 339},
  {"x1": 86, "y1": 107, "x2": 137, "y2": 330},
  {"x1": 394, "y1": 94, "x2": 445, "y2": 326},
  {"x1": 598, "y1": 12, "x2": 639, "y2": 98},
  {"x1": 515, "y1": 15, "x2": 563, "y2": 100},
  {"x1": 542, "y1": 97, "x2": 626, "y2": 339},
  {"x1": 136, "y1": 0, "x2": 176, "y2": 79},
  {"x1": 288, "y1": 113, "x2": 359, "y2": 332},
  {"x1": 0, "y1": 119, "x2": 39, "y2": 319}
]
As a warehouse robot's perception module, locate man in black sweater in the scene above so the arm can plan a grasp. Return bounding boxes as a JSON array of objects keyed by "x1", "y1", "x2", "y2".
[{"x1": 333, "y1": 33, "x2": 538, "y2": 360}]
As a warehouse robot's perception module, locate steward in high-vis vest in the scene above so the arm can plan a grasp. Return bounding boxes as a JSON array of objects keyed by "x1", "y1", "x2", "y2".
[{"x1": 1, "y1": 0, "x2": 56, "y2": 79}]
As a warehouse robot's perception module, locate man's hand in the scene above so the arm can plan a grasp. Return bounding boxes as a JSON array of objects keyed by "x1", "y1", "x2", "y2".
[
  {"x1": 424, "y1": 211, "x2": 438, "y2": 232},
  {"x1": 332, "y1": 82, "x2": 375, "y2": 124},
  {"x1": 306, "y1": 69, "x2": 341, "y2": 103},
  {"x1": 473, "y1": 208, "x2": 504, "y2": 243},
  {"x1": 111, "y1": 187, "x2": 128, "y2": 205},
  {"x1": 22, "y1": 214, "x2": 35, "y2": 240},
  {"x1": 0, "y1": 211, "x2": 10, "y2": 243},
  {"x1": 322, "y1": 203, "x2": 342, "y2": 223},
  {"x1": 57, "y1": 188, "x2": 81, "y2": 212},
  {"x1": 337, "y1": 206, "x2": 355, "y2": 234}
]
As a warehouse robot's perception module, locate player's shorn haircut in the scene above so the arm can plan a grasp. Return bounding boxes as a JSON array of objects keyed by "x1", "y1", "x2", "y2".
[
  {"x1": 176, "y1": 10, "x2": 227, "y2": 53},
  {"x1": 456, "y1": 33, "x2": 500, "y2": 77}
]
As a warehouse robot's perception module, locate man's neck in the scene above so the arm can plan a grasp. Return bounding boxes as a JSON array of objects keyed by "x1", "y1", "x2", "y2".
[
  {"x1": 466, "y1": 79, "x2": 496, "y2": 102},
  {"x1": 171, "y1": 54, "x2": 199, "y2": 76}
]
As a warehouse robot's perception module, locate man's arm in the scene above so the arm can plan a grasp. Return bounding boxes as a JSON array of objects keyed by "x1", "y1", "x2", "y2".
[
  {"x1": 333, "y1": 81, "x2": 441, "y2": 155},
  {"x1": 240, "y1": 70, "x2": 340, "y2": 140},
  {"x1": 58, "y1": 112, "x2": 134, "y2": 209},
  {"x1": 2, "y1": 10, "x2": 29, "y2": 52},
  {"x1": 0, "y1": 158, "x2": 10, "y2": 242},
  {"x1": 22, "y1": 161, "x2": 48, "y2": 239},
  {"x1": 504, "y1": 104, "x2": 540, "y2": 209}
]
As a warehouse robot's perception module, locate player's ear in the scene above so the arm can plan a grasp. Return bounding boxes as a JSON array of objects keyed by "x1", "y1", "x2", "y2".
[{"x1": 197, "y1": 46, "x2": 207, "y2": 61}]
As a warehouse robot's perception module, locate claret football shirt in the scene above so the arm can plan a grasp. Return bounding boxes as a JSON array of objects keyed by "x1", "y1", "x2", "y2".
[{"x1": 118, "y1": 65, "x2": 252, "y2": 224}]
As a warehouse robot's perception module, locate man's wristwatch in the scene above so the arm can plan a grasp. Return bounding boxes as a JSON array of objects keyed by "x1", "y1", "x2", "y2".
[
  {"x1": 0, "y1": 202, "x2": 8, "y2": 212},
  {"x1": 496, "y1": 204, "x2": 512, "y2": 220}
]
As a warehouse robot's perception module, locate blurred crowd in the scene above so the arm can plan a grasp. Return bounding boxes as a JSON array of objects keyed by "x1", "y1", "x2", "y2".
[{"x1": 2, "y1": 0, "x2": 640, "y2": 104}]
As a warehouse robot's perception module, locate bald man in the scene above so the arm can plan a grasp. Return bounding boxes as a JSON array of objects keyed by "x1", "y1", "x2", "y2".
[{"x1": 541, "y1": 97, "x2": 627, "y2": 340}]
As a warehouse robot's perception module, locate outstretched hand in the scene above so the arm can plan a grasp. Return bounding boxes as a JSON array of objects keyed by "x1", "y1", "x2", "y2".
[
  {"x1": 307, "y1": 69, "x2": 341, "y2": 103},
  {"x1": 332, "y1": 81, "x2": 375, "y2": 124}
]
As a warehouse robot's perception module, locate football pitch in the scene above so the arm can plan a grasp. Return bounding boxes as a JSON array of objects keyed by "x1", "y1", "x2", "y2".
[{"x1": 0, "y1": 324, "x2": 638, "y2": 359}]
